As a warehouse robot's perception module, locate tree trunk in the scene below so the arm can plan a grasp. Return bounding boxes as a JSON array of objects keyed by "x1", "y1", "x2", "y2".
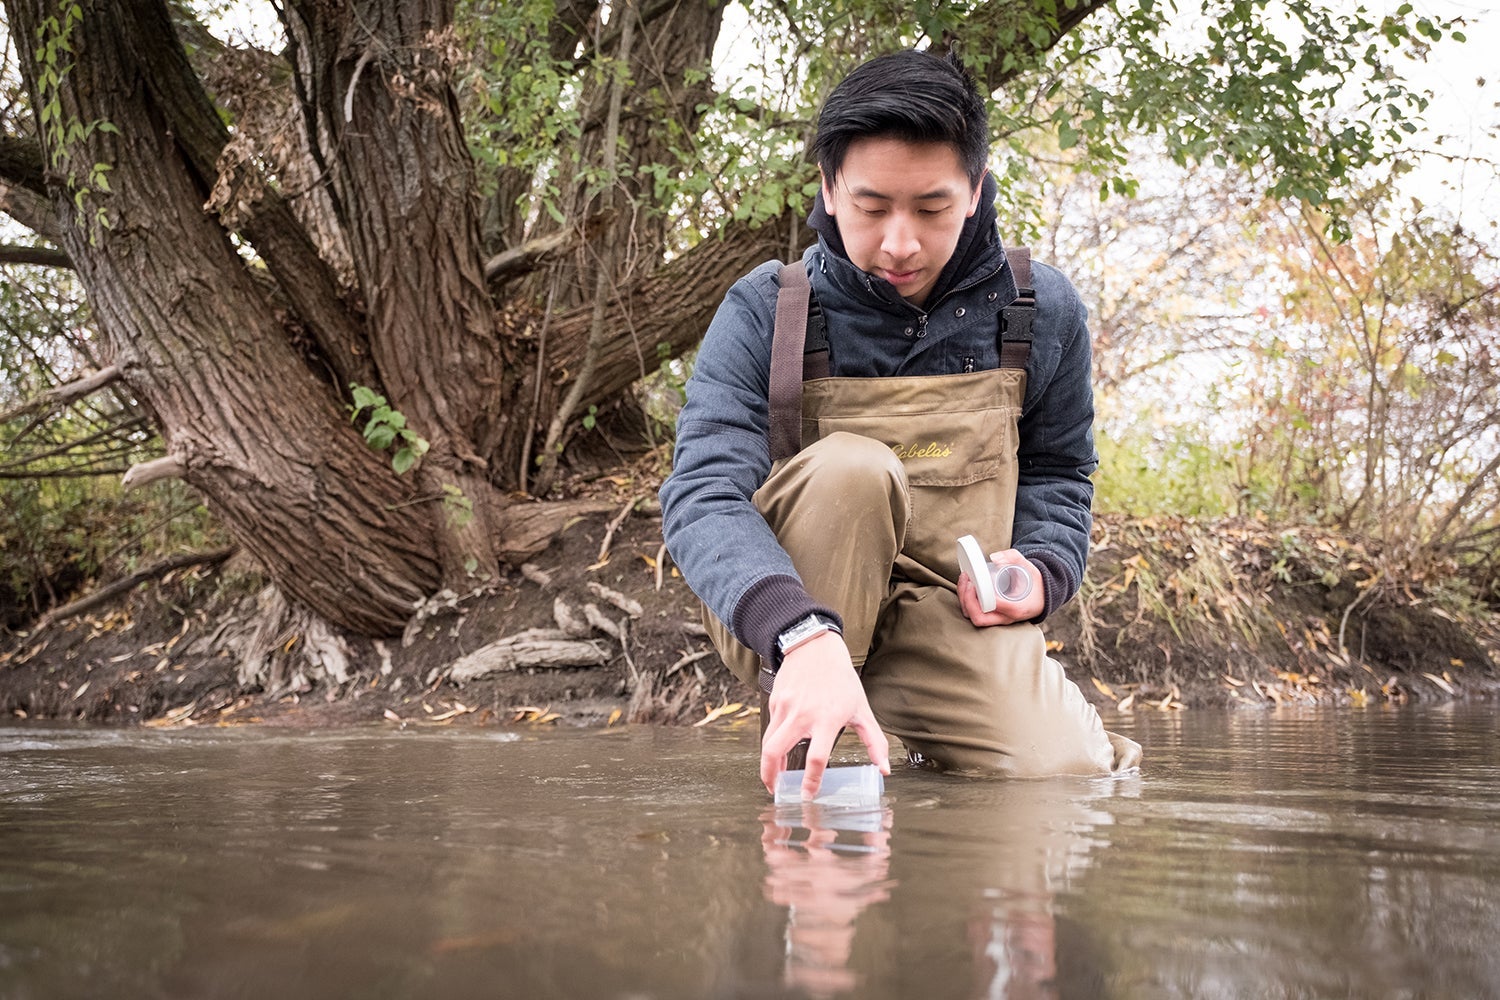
[
  {"x1": 489, "y1": 216, "x2": 792, "y2": 489},
  {"x1": 283, "y1": 0, "x2": 510, "y2": 579},
  {"x1": 7, "y1": 0, "x2": 441, "y2": 634}
]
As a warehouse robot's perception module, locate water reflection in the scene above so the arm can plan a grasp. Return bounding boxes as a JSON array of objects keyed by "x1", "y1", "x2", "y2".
[
  {"x1": 6, "y1": 710, "x2": 1500, "y2": 999},
  {"x1": 761, "y1": 773, "x2": 1133, "y2": 999},
  {"x1": 761, "y1": 803, "x2": 894, "y2": 996}
]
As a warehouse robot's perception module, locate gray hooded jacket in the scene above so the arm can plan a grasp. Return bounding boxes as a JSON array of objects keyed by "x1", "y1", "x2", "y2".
[{"x1": 660, "y1": 182, "x2": 1098, "y2": 662}]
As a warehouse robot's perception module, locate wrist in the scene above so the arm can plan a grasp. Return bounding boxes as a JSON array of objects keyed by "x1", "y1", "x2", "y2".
[{"x1": 775, "y1": 613, "x2": 842, "y2": 666}]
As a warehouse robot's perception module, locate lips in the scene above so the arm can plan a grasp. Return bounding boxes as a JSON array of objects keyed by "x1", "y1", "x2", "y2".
[{"x1": 880, "y1": 268, "x2": 920, "y2": 286}]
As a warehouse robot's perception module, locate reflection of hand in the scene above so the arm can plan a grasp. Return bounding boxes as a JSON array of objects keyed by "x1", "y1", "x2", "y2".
[
  {"x1": 760, "y1": 633, "x2": 891, "y2": 799},
  {"x1": 760, "y1": 808, "x2": 895, "y2": 999},
  {"x1": 958, "y1": 549, "x2": 1044, "y2": 624}
]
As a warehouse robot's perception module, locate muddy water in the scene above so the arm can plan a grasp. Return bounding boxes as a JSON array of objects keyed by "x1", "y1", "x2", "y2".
[{"x1": 2, "y1": 707, "x2": 1499, "y2": 999}]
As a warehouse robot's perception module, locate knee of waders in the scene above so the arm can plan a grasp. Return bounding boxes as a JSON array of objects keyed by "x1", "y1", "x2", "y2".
[{"x1": 792, "y1": 431, "x2": 908, "y2": 506}]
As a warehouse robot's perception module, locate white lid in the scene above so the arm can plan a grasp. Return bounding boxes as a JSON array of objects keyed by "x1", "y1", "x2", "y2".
[{"x1": 956, "y1": 534, "x2": 997, "y2": 612}]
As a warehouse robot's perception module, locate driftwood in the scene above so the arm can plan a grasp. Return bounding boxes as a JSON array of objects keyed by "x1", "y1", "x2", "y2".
[
  {"x1": 587, "y1": 581, "x2": 643, "y2": 618},
  {"x1": 447, "y1": 628, "x2": 609, "y2": 684}
]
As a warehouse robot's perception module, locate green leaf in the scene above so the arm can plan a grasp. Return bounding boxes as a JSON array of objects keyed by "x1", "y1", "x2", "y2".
[
  {"x1": 366, "y1": 425, "x2": 396, "y2": 450},
  {"x1": 392, "y1": 447, "x2": 417, "y2": 474}
]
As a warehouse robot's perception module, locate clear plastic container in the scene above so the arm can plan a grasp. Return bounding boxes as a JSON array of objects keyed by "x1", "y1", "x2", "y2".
[
  {"x1": 773, "y1": 764, "x2": 885, "y2": 807},
  {"x1": 956, "y1": 534, "x2": 1034, "y2": 612}
]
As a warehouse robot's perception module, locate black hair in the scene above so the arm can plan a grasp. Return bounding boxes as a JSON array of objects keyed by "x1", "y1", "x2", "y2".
[{"x1": 813, "y1": 49, "x2": 989, "y2": 187}]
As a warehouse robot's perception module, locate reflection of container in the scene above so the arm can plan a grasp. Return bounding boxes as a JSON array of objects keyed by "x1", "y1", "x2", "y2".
[
  {"x1": 956, "y1": 535, "x2": 1034, "y2": 612},
  {"x1": 774, "y1": 765, "x2": 885, "y2": 807}
]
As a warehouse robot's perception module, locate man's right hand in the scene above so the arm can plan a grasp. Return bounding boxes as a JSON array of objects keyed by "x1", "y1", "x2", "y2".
[{"x1": 759, "y1": 631, "x2": 891, "y2": 799}]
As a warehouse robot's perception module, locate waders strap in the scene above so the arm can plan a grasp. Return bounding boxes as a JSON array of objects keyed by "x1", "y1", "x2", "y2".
[
  {"x1": 1001, "y1": 247, "x2": 1034, "y2": 370},
  {"x1": 770, "y1": 263, "x2": 811, "y2": 462}
]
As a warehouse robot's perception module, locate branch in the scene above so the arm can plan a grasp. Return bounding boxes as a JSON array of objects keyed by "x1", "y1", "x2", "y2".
[
  {"x1": 28, "y1": 546, "x2": 237, "y2": 633},
  {"x1": 0, "y1": 244, "x2": 72, "y2": 268},
  {"x1": 0, "y1": 134, "x2": 46, "y2": 196},
  {"x1": 0, "y1": 177, "x2": 65, "y2": 244},
  {"x1": 0, "y1": 364, "x2": 120, "y2": 424},
  {"x1": 122, "y1": 455, "x2": 187, "y2": 491},
  {"x1": 956, "y1": 0, "x2": 1115, "y2": 90},
  {"x1": 484, "y1": 220, "x2": 593, "y2": 284},
  {"x1": 567, "y1": 0, "x2": 681, "y2": 73}
]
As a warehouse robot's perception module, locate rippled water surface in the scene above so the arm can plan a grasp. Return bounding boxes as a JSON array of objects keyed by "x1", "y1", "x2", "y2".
[{"x1": 3, "y1": 707, "x2": 1499, "y2": 999}]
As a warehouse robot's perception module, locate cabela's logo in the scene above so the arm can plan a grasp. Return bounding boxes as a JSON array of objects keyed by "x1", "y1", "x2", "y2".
[{"x1": 890, "y1": 441, "x2": 954, "y2": 459}]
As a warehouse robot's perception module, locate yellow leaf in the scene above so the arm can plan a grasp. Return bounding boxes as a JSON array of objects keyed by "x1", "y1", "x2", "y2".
[
  {"x1": 638, "y1": 554, "x2": 658, "y2": 569},
  {"x1": 1090, "y1": 676, "x2": 1116, "y2": 699},
  {"x1": 1449, "y1": 658, "x2": 1465, "y2": 667},
  {"x1": 693, "y1": 702, "x2": 744, "y2": 727},
  {"x1": 1348, "y1": 687, "x2": 1369, "y2": 707},
  {"x1": 607, "y1": 708, "x2": 623, "y2": 726},
  {"x1": 282, "y1": 634, "x2": 299, "y2": 653},
  {"x1": 1046, "y1": 639, "x2": 1065, "y2": 652}
]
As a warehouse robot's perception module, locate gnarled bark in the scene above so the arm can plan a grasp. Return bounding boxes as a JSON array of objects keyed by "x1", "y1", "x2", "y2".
[{"x1": 7, "y1": 0, "x2": 441, "y2": 634}]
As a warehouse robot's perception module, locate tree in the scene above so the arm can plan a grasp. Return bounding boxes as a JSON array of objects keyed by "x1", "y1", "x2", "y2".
[{"x1": 0, "y1": 0, "x2": 1466, "y2": 637}]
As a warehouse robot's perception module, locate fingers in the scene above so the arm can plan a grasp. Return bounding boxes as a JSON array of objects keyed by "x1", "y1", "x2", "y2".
[
  {"x1": 849, "y1": 713, "x2": 892, "y2": 775},
  {"x1": 800, "y1": 745, "x2": 828, "y2": 801},
  {"x1": 761, "y1": 721, "x2": 838, "y2": 796}
]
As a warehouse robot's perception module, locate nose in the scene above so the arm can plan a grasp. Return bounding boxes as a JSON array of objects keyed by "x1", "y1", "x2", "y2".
[{"x1": 881, "y1": 213, "x2": 920, "y2": 262}]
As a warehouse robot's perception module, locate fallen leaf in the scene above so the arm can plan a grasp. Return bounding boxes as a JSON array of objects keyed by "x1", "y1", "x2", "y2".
[
  {"x1": 693, "y1": 702, "x2": 744, "y2": 727},
  {"x1": 607, "y1": 708, "x2": 623, "y2": 726},
  {"x1": 383, "y1": 709, "x2": 402, "y2": 722},
  {"x1": 1422, "y1": 672, "x2": 1455, "y2": 695},
  {"x1": 1090, "y1": 676, "x2": 1116, "y2": 699},
  {"x1": 1116, "y1": 693, "x2": 1135, "y2": 712},
  {"x1": 1222, "y1": 673, "x2": 1245, "y2": 687}
]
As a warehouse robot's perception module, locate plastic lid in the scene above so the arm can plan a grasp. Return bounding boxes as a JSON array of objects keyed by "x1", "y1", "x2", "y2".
[{"x1": 957, "y1": 534, "x2": 998, "y2": 612}]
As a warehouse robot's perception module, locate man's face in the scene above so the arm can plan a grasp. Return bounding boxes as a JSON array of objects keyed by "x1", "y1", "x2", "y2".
[{"x1": 821, "y1": 136, "x2": 984, "y2": 308}]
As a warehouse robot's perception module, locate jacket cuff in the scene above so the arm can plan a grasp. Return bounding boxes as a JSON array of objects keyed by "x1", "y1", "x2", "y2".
[
  {"x1": 730, "y1": 573, "x2": 843, "y2": 662},
  {"x1": 1024, "y1": 550, "x2": 1079, "y2": 623}
]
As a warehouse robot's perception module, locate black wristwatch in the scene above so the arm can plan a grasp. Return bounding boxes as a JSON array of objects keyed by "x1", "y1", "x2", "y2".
[{"x1": 775, "y1": 613, "x2": 842, "y2": 665}]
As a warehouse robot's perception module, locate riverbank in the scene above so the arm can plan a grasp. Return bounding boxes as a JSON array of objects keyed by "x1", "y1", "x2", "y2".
[{"x1": 2, "y1": 506, "x2": 1497, "y2": 729}]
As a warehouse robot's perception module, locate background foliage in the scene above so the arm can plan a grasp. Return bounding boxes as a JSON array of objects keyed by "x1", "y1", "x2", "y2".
[{"x1": 0, "y1": 0, "x2": 1495, "y2": 621}]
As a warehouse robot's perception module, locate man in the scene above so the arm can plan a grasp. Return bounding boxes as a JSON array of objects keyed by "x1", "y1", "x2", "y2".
[{"x1": 660, "y1": 49, "x2": 1141, "y2": 798}]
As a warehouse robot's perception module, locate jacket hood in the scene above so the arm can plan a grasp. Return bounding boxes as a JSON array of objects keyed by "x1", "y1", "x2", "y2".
[{"x1": 808, "y1": 170, "x2": 1004, "y2": 307}]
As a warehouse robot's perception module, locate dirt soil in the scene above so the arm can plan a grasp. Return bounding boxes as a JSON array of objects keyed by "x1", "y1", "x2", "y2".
[{"x1": 3, "y1": 504, "x2": 1498, "y2": 732}]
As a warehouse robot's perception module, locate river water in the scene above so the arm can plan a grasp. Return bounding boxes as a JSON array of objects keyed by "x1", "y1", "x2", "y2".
[{"x1": 2, "y1": 707, "x2": 1498, "y2": 999}]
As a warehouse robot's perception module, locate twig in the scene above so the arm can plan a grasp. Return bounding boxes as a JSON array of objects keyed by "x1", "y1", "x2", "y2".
[
  {"x1": 1338, "y1": 571, "x2": 1383, "y2": 655},
  {"x1": 596, "y1": 494, "x2": 641, "y2": 564},
  {"x1": 28, "y1": 547, "x2": 236, "y2": 633},
  {"x1": 665, "y1": 648, "x2": 715, "y2": 678}
]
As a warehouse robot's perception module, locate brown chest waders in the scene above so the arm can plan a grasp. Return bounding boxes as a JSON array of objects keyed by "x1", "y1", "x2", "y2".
[{"x1": 707, "y1": 252, "x2": 1141, "y2": 775}]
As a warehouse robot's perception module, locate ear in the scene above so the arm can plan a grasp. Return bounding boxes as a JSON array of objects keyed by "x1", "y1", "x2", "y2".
[
  {"x1": 965, "y1": 169, "x2": 988, "y2": 218},
  {"x1": 820, "y1": 167, "x2": 837, "y2": 216}
]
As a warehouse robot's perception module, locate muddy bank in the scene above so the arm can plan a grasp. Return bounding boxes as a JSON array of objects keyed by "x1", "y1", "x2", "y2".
[{"x1": 2, "y1": 510, "x2": 1497, "y2": 730}]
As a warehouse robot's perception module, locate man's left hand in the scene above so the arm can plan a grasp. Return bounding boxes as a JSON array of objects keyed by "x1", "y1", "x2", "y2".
[{"x1": 957, "y1": 549, "x2": 1044, "y2": 624}]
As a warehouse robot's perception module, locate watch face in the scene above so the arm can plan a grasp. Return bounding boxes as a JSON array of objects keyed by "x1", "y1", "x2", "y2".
[{"x1": 778, "y1": 616, "x2": 824, "y2": 652}]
